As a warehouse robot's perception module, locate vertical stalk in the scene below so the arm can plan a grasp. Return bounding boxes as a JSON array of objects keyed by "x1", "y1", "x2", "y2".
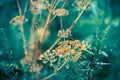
[
  {"x1": 41, "y1": 0, "x2": 90, "y2": 56},
  {"x1": 20, "y1": 24, "x2": 28, "y2": 55},
  {"x1": 16, "y1": 0, "x2": 28, "y2": 55},
  {"x1": 39, "y1": 12, "x2": 51, "y2": 46}
]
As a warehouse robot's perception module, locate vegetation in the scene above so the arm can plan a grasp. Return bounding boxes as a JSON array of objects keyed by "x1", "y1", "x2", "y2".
[{"x1": 0, "y1": 0, "x2": 120, "y2": 80}]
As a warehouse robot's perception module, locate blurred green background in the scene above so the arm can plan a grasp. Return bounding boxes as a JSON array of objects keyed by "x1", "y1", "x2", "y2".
[{"x1": 0, "y1": 0, "x2": 120, "y2": 80}]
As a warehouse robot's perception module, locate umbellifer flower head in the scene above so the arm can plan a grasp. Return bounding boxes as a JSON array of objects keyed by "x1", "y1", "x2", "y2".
[
  {"x1": 53, "y1": 9, "x2": 69, "y2": 17},
  {"x1": 10, "y1": 15, "x2": 27, "y2": 26}
]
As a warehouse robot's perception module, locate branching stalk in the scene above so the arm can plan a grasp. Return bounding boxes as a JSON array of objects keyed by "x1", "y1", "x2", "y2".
[
  {"x1": 39, "y1": 13, "x2": 51, "y2": 46},
  {"x1": 20, "y1": 24, "x2": 28, "y2": 55},
  {"x1": 42, "y1": 59, "x2": 67, "y2": 80},
  {"x1": 41, "y1": 0, "x2": 90, "y2": 56},
  {"x1": 16, "y1": 0, "x2": 28, "y2": 55},
  {"x1": 16, "y1": 0, "x2": 22, "y2": 16},
  {"x1": 38, "y1": 0, "x2": 66, "y2": 55}
]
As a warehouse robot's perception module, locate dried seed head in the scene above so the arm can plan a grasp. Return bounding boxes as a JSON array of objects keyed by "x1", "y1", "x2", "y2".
[
  {"x1": 33, "y1": 1, "x2": 47, "y2": 14},
  {"x1": 57, "y1": 29, "x2": 71, "y2": 38},
  {"x1": 53, "y1": 9, "x2": 69, "y2": 16},
  {"x1": 38, "y1": 39, "x2": 90, "y2": 63},
  {"x1": 10, "y1": 15, "x2": 27, "y2": 26},
  {"x1": 72, "y1": 0, "x2": 90, "y2": 11}
]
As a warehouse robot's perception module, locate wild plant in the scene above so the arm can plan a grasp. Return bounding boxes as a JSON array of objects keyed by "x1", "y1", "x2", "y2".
[{"x1": 7, "y1": 0, "x2": 111, "y2": 79}]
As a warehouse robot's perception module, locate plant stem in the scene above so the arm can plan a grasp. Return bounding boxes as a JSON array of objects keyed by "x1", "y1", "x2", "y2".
[
  {"x1": 52, "y1": 0, "x2": 60, "y2": 10},
  {"x1": 20, "y1": 24, "x2": 28, "y2": 55},
  {"x1": 16, "y1": 0, "x2": 22, "y2": 16},
  {"x1": 66, "y1": 1, "x2": 90, "y2": 33},
  {"x1": 50, "y1": 1, "x2": 66, "y2": 23},
  {"x1": 41, "y1": 0, "x2": 90, "y2": 57},
  {"x1": 50, "y1": 15, "x2": 56, "y2": 23},
  {"x1": 29, "y1": 0, "x2": 34, "y2": 14},
  {"x1": 38, "y1": 0, "x2": 67, "y2": 45},
  {"x1": 39, "y1": 12, "x2": 51, "y2": 46},
  {"x1": 23, "y1": 0, "x2": 28, "y2": 16},
  {"x1": 16, "y1": 0, "x2": 28, "y2": 55},
  {"x1": 85, "y1": 50, "x2": 94, "y2": 55},
  {"x1": 42, "y1": 59, "x2": 67, "y2": 80}
]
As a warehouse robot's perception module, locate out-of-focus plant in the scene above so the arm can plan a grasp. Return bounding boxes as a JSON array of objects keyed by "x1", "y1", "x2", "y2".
[
  {"x1": 0, "y1": 48, "x2": 23, "y2": 80},
  {"x1": 3, "y1": 0, "x2": 111, "y2": 79}
]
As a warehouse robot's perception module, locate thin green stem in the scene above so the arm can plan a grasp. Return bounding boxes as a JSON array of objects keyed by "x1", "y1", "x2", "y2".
[
  {"x1": 20, "y1": 24, "x2": 28, "y2": 55},
  {"x1": 16, "y1": 0, "x2": 22, "y2": 16},
  {"x1": 42, "y1": 59, "x2": 67, "y2": 80},
  {"x1": 23, "y1": 0, "x2": 28, "y2": 16},
  {"x1": 50, "y1": 15, "x2": 57, "y2": 23},
  {"x1": 85, "y1": 50, "x2": 94, "y2": 55},
  {"x1": 52, "y1": 0, "x2": 60, "y2": 10}
]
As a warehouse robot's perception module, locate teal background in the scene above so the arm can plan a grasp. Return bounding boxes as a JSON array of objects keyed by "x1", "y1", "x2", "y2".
[{"x1": 0, "y1": 0, "x2": 120, "y2": 80}]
